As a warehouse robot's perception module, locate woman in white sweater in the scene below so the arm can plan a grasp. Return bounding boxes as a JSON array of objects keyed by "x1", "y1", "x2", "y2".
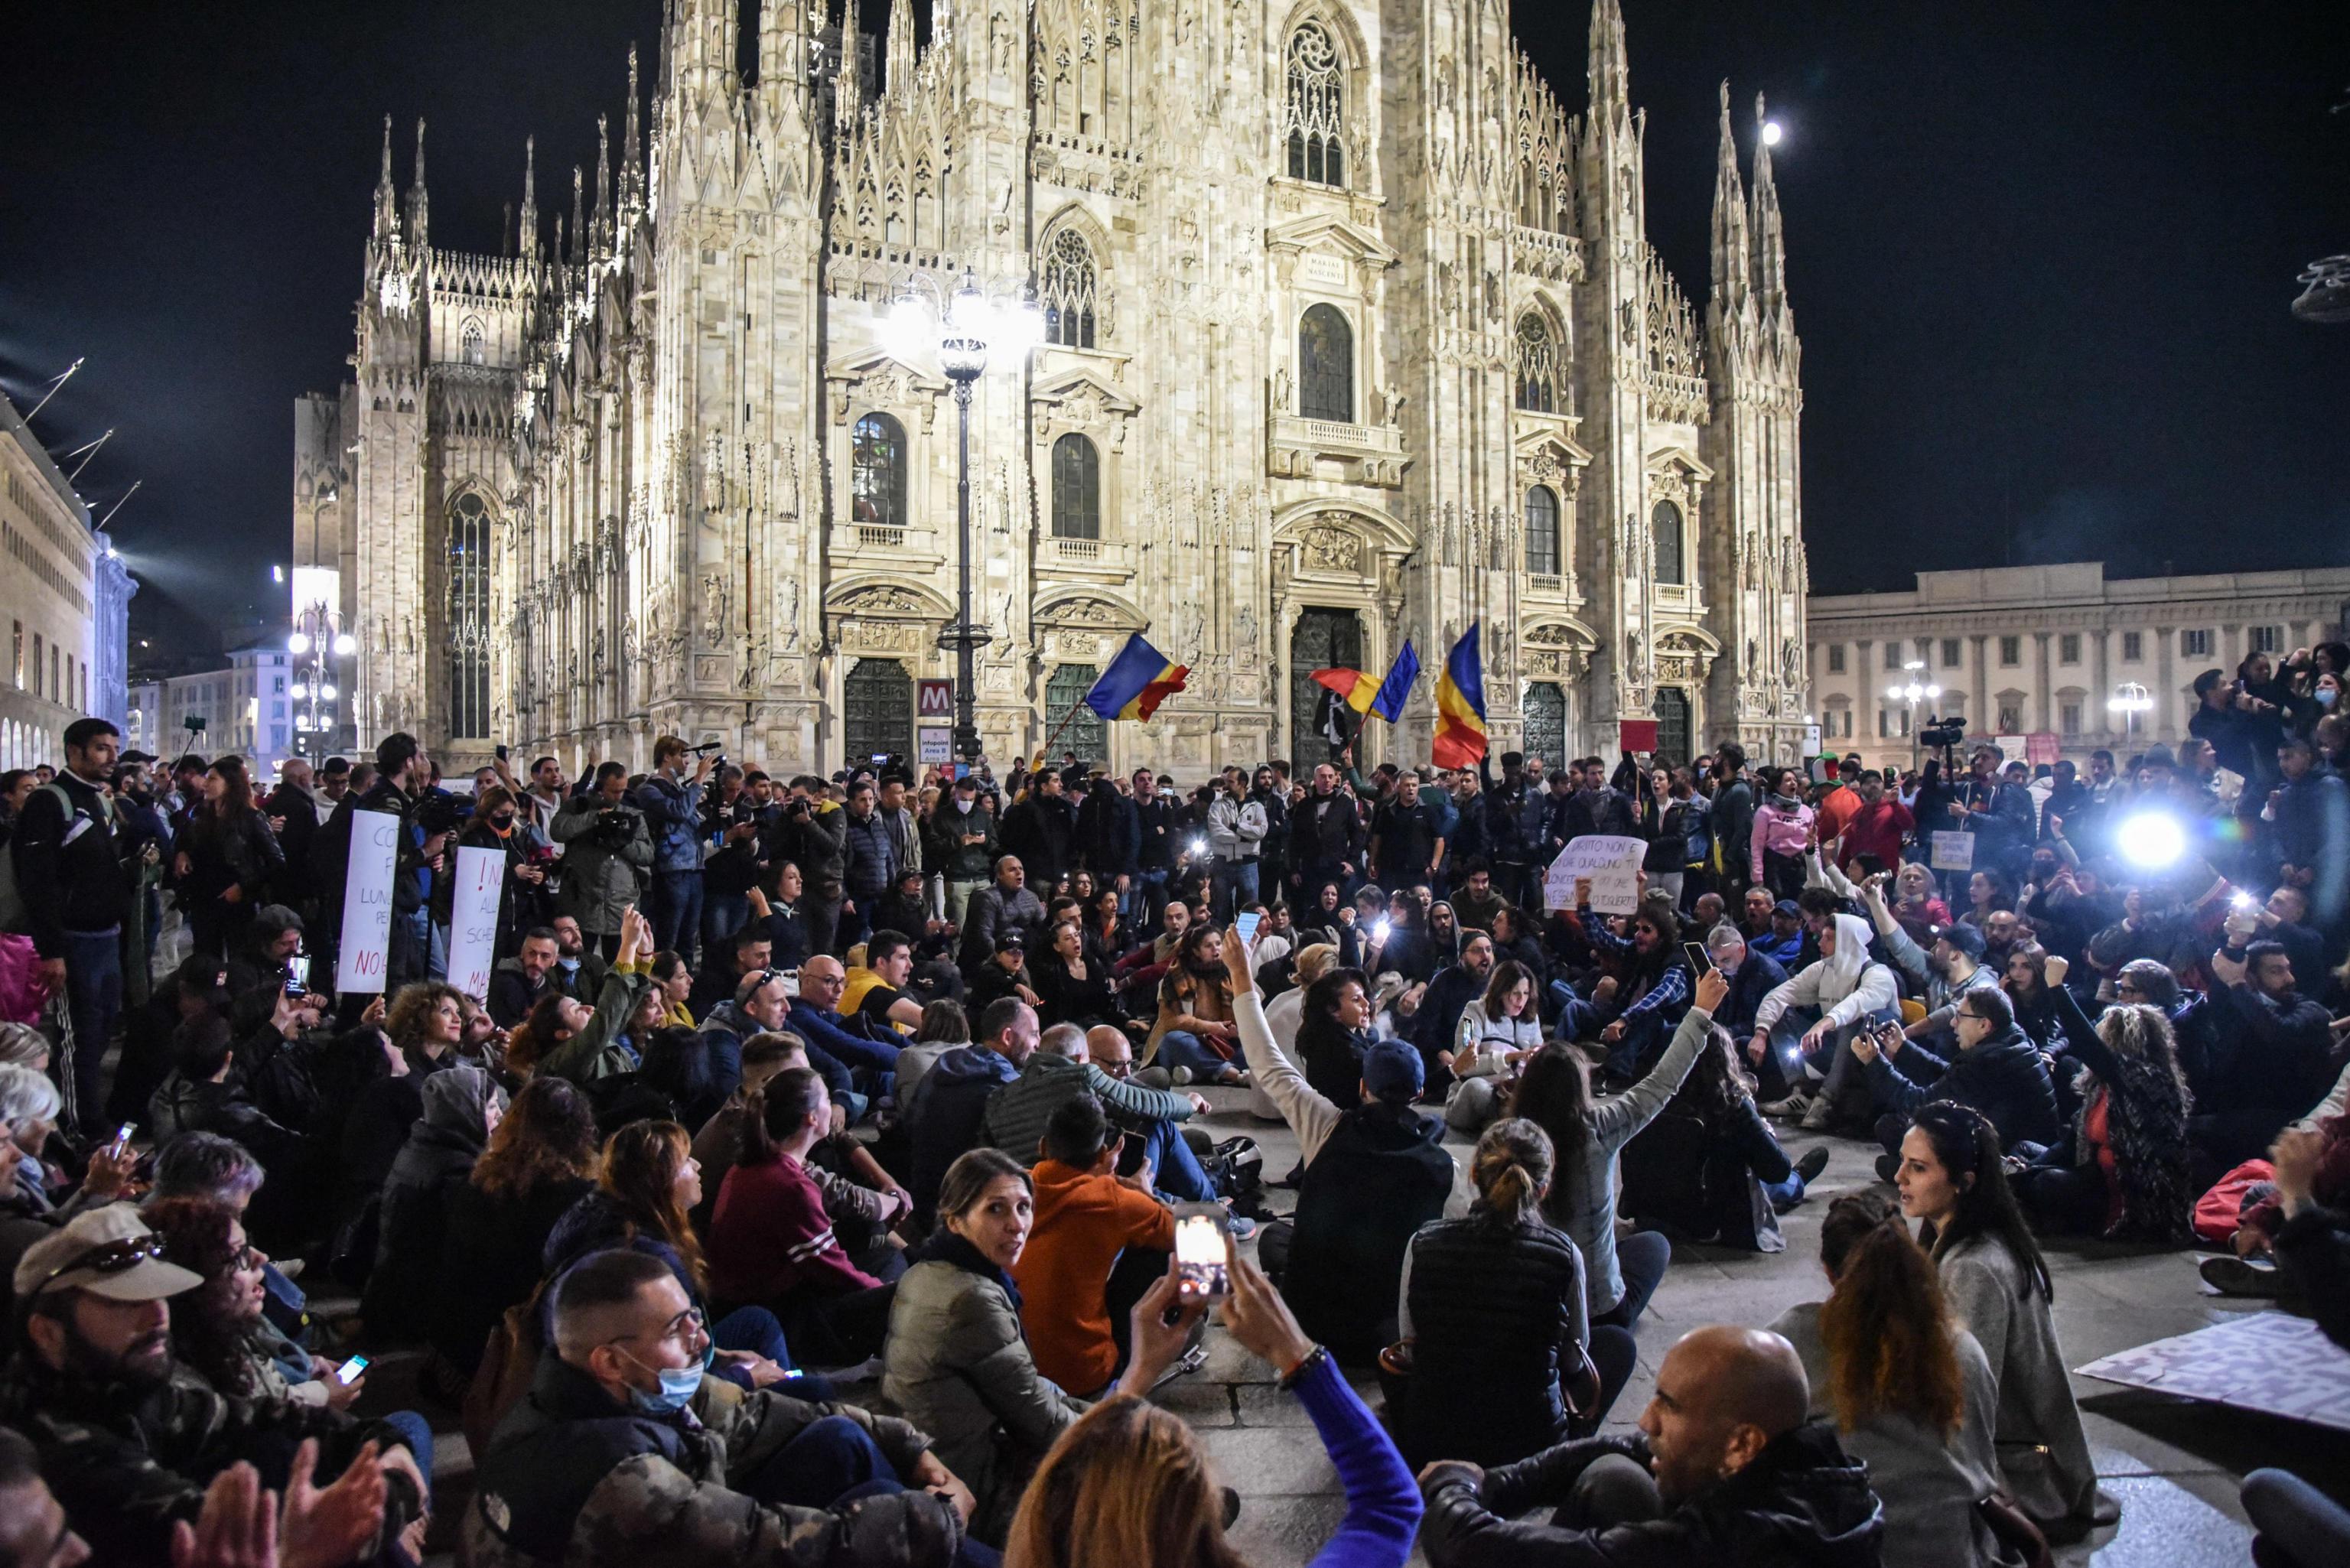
[{"x1": 1441, "y1": 961, "x2": 1544, "y2": 1132}]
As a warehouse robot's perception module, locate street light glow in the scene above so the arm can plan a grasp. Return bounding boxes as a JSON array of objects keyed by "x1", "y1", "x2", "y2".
[
  {"x1": 286, "y1": 631, "x2": 311, "y2": 655},
  {"x1": 332, "y1": 633, "x2": 356, "y2": 658}
]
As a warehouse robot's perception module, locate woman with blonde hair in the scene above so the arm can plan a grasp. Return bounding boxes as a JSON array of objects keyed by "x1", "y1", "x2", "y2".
[
  {"x1": 1769, "y1": 1190, "x2": 2021, "y2": 1567},
  {"x1": 1388, "y1": 1118, "x2": 1613, "y2": 1467},
  {"x1": 1005, "y1": 1244, "x2": 1418, "y2": 1568}
]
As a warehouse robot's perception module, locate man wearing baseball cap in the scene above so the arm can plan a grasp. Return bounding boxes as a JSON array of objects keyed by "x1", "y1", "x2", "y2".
[{"x1": 0, "y1": 1206, "x2": 425, "y2": 1564}]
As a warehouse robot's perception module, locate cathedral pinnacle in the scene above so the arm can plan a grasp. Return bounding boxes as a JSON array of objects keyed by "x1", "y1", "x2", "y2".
[
  {"x1": 1710, "y1": 80, "x2": 1749, "y2": 316},
  {"x1": 1587, "y1": 0, "x2": 1630, "y2": 121},
  {"x1": 521, "y1": 135, "x2": 539, "y2": 263},
  {"x1": 594, "y1": 114, "x2": 612, "y2": 253},
  {"x1": 405, "y1": 119, "x2": 429, "y2": 249},
  {"x1": 624, "y1": 45, "x2": 643, "y2": 207},
  {"x1": 1750, "y1": 91, "x2": 1788, "y2": 315},
  {"x1": 570, "y1": 166, "x2": 584, "y2": 267},
  {"x1": 885, "y1": 0, "x2": 917, "y2": 95},
  {"x1": 834, "y1": 0, "x2": 865, "y2": 130},
  {"x1": 372, "y1": 115, "x2": 397, "y2": 245}
]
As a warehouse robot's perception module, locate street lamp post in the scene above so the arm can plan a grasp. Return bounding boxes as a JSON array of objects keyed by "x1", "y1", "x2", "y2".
[
  {"x1": 890, "y1": 270, "x2": 1041, "y2": 766},
  {"x1": 1886, "y1": 660, "x2": 1942, "y2": 775},
  {"x1": 288, "y1": 602, "x2": 358, "y2": 762},
  {"x1": 2107, "y1": 681, "x2": 2153, "y2": 746}
]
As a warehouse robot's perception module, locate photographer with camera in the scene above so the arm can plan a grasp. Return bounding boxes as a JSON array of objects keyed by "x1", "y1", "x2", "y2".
[
  {"x1": 700, "y1": 763, "x2": 767, "y2": 956},
  {"x1": 634, "y1": 736, "x2": 714, "y2": 966},
  {"x1": 551, "y1": 761, "x2": 653, "y2": 961},
  {"x1": 776, "y1": 775, "x2": 850, "y2": 958}
]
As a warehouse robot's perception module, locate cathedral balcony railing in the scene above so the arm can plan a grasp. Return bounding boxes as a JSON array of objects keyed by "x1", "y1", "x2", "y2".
[
  {"x1": 854, "y1": 524, "x2": 907, "y2": 551},
  {"x1": 1528, "y1": 572, "x2": 1566, "y2": 598},
  {"x1": 1267, "y1": 414, "x2": 1411, "y2": 490},
  {"x1": 1511, "y1": 227, "x2": 1586, "y2": 284},
  {"x1": 1050, "y1": 536, "x2": 1102, "y2": 564},
  {"x1": 1642, "y1": 370, "x2": 1710, "y2": 425}
]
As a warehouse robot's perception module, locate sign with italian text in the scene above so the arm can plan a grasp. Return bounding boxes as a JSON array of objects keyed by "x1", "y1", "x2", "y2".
[
  {"x1": 446, "y1": 845, "x2": 506, "y2": 1002},
  {"x1": 1542, "y1": 834, "x2": 1649, "y2": 914},
  {"x1": 1928, "y1": 831, "x2": 1976, "y2": 873},
  {"x1": 335, "y1": 809, "x2": 400, "y2": 994}
]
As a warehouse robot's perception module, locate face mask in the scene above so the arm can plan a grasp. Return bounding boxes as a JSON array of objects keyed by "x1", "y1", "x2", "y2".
[
  {"x1": 558, "y1": 956, "x2": 580, "y2": 973},
  {"x1": 621, "y1": 1347, "x2": 706, "y2": 1415},
  {"x1": 492, "y1": 814, "x2": 516, "y2": 831},
  {"x1": 2319, "y1": 688, "x2": 2339, "y2": 709}
]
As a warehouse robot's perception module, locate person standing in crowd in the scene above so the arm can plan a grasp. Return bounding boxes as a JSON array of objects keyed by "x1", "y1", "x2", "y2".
[
  {"x1": 1288, "y1": 763, "x2": 1365, "y2": 899},
  {"x1": 11, "y1": 718, "x2": 135, "y2": 1134},
  {"x1": 633, "y1": 737, "x2": 713, "y2": 965},
  {"x1": 1369, "y1": 772, "x2": 1443, "y2": 900},
  {"x1": 551, "y1": 761, "x2": 653, "y2": 961},
  {"x1": 1749, "y1": 768, "x2": 1815, "y2": 903},
  {"x1": 839, "y1": 779, "x2": 899, "y2": 953}
]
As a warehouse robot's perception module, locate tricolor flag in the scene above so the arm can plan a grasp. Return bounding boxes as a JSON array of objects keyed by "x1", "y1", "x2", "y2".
[
  {"x1": 1431, "y1": 624, "x2": 1488, "y2": 768},
  {"x1": 1083, "y1": 633, "x2": 1190, "y2": 721},
  {"x1": 1310, "y1": 639, "x2": 1421, "y2": 724}
]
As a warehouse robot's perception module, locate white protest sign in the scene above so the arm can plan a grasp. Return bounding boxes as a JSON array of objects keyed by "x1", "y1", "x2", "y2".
[
  {"x1": 1542, "y1": 834, "x2": 1649, "y2": 914},
  {"x1": 1928, "y1": 831, "x2": 1976, "y2": 873},
  {"x1": 335, "y1": 809, "x2": 401, "y2": 993},
  {"x1": 445, "y1": 844, "x2": 507, "y2": 1002}
]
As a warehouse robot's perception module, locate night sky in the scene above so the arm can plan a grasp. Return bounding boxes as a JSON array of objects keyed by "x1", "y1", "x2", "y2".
[{"x1": 6, "y1": 2, "x2": 2348, "y2": 666}]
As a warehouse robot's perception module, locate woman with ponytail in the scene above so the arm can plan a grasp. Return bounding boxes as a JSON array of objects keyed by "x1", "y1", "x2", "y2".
[
  {"x1": 1769, "y1": 1190, "x2": 2020, "y2": 1567},
  {"x1": 1387, "y1": 1118, "x2": 1622, "y2": 1468},
  {"x1": 1895, "y1": 1101, "x2": 2114, "y2": 1540}
]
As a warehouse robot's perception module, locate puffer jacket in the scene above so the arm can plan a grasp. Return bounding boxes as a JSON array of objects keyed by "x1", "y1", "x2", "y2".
[
  {"x1": 550, "y1": 795, "x2": 653, "y2": 935},
  {"x1": 464, "y1": 1354, "x2": 960, "y2": 1568},
  {"x1": 880, "y1": 1238, "x2": 1087, "y2": 1542},
  {"x1": 1863, "y1": 1022, "x2": 2062, "y2": 1150},
  {"x1": 1421, "y1": 1423, "x2": 1884, "y2": 1568}
]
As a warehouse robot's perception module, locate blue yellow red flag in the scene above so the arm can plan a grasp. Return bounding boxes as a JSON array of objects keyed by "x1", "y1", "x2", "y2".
[
  {"x1": 1084, "y1": 633, "x2": 1190, "y2": 721},
  {"x1": 1431, "y1": 625, "x2": 1488, "y2": 768}
]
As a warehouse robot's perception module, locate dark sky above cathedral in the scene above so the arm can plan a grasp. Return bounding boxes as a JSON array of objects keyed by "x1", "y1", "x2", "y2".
[{"x1": 4, "y1": 2, "x2": 2348, "y2": 663}]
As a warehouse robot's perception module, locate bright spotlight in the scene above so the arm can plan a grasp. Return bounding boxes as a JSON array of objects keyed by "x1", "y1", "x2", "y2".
[
  {"x1": 2115, "y1": 812, "x2": 2186, "y2": 870},
  {"x1": 1762, "y1": 120, "x2": 1784, "y2": 147},
  {"x1": 286, "y1": 631, "x2": 311, "y2": 656}
]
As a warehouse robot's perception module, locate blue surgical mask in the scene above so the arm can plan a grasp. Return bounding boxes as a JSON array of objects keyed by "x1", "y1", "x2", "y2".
[
  {"x1": 2319, "y1": 688, "x2": 2339, "y2": 709},
  {"x1": 621, "y1": 1348, "x2": 707, "y2": 1415}
]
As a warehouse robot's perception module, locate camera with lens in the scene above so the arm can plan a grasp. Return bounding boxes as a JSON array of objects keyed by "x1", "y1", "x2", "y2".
[
  {"x1": 590, "y1": 804, "x2": 644, "y2": 851},
  {"x1": 414, "y1": 792, "x2": 467, "y2": 839},
  {"x1": 1919, "y1": 717, "x2": 1967, "y2": 751}
]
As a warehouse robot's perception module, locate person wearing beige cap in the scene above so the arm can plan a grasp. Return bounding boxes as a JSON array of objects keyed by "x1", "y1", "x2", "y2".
[{"x1": 0, "y1": 1205, "x2": 426, "y2": 1565}]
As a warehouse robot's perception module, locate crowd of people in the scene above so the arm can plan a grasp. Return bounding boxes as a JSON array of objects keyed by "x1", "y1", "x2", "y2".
[{"x1": 0, "y1": 659, "x2": 2346, "y2": 1567}]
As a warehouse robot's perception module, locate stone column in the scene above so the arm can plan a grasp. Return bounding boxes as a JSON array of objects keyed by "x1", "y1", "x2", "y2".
[
  {"x1": 2155, "y1": 626, "x2": 2176, "y2": 742},
  {"x1": 2033, "y1": 632, "x2": 2053, "y2": 732},
  {"x1": 1970, "y1": 634, "x2": 1989, "y2": 737},
  {"x1": 2092, "y1": 628, "x2": 2111, "y2": 747}
]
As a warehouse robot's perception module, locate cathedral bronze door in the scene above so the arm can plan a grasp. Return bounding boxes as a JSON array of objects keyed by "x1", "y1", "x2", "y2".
[
  {"x1": 1653, "y1": 687, "x2": 1692, "y2": 769},
  {"x1": 844, "y1": 659, "x2": 913, "y2": 766},
  {"x1": 1523, "y1": 682, "x2": 1567, "y2": 771},
  {"x1": 1290, "y1": 609, "x2": 1362, "y2": 766}
]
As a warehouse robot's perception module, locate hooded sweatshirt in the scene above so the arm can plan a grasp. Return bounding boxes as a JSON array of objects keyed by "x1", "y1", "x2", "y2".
[
  {"x1": 1753, "y1": 913, "x2": 1899, "y2": 1037},
  {"x1": 367, "y1": 1065, "x2": 502, "y2": 1333}
]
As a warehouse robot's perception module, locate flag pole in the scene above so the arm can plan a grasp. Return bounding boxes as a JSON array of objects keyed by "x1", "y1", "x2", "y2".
[{"x1": 1032, "y1": 695, "x2": 1092, "y2": 772}]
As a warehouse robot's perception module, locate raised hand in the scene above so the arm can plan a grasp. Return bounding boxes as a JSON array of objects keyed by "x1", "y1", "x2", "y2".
[
  {"x1": 278, "y1": 1439, "x2": 386, "y2": 1568},
  {"x1": 171, "y1": 1462, "x2": 275, "y2": 1568}
]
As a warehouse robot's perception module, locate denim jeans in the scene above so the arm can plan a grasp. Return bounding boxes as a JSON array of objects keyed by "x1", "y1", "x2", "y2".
[
  {"x1": 57, "y1": 927, "x2": 123, "y2": 1135},
  {"x1": 702, "y1": 890, "x2": 750, "y2": 954},
  {"x1": 1154, "y1": 1030, "x2": 1237, "y2": 1082},
  {"x1": 1214, "y1": 860, "x2": 1261, "y2": 921},
  {"x1": 646, "y1": 869, "x2": 705, "y2": 966},
  {"x1": 1133, "y1": 1114, "x2": 1215, "y2": 1203},
  {"x1": 378, "y1": 1410, "x2": 436, "y2": 1498},
  {"x1": 711, "y1": 1305, "x2": 835, "y2": 1400}
]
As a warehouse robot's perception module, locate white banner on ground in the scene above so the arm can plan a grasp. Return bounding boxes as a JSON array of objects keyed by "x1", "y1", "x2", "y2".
[
  {"x1": 1928, "y1": 831, "x2": 1976, "y2": 872},
  {"x1": 335, "y1": 809, "x2": 401, "y2": 993},
  {"x1": 445, "y1": 845, "x2": 506, "y2": 1002},
  {"x1": 1542, "y1": 834, "x2": 1649, "y2": 914}
]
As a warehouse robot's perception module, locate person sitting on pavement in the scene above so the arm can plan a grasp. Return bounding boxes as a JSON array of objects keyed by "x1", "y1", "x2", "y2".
[
  {"x1": 700, "y1": 965, "x2": 853, "y2": 1120},
  {"x1": 1619, "y1": 1026, "x2": 1828, "y2": 1253},
  {"x1": 685, "y1": 925, "x2": 773, "y2": 1026},
  {"x1": 1011, "y1": 1096, "x2": 1180, "y2": 1400},
  {"x1": 487, "y1": 927, "x2": 565, "y2": 1030},
  {"x1": 364, "y1": 1062, "x2": 504, "y2": 1340},
  {"x1": 1, "y1": 1205, "x2": 428, "y2": 1566},
  {"x1": 1557, "y1": 889, "x2": 1694, "y2": 1084},
  {"x1": 883, "y1": 1149, "x2": 1091, "y2": 1546},
  {"x1": 1417, "y1": 1323, "x2": 1884, "y2": 1568},
  {"x1": 2190, "y1": 938, "x2": 2335, "y2": 1185},
  {"x1": 1141, "y1": 925, "x2": 1250, "y2": 1088},
  {"x1": 1440, "y1": 960, "x2": 1544, "y2": 1134},
  {"x1": 907, "y1": 1000, "x2": 1040, "y2": 1228},
  {"x1": 844, "y1": 930, "x2": 932, "y2": 1036},
  {"x1": 1406, "y1": 931, "x2": 1496, "y2": 1092},
  {"x1": 464, "y1": 1246, "x2": 985, "y2": 1568},
  {"x1": 1389, "y1": 1119, "x2": 1614, "y2": 1470},
  {"x1": 981, "y1": 1023, "x2": 1212, "y2": 1198},
  {"x1": 1855, "y1": 986, "x2": 2061, "y2": 1176},
  {"x1": 1766, "y1": 1191, "x2": 2015, "y2": 1568},
  {"x1": 1750, "y1": 898, "x2": 1808, "y2": 968},
  {"x1": 1702, "y1": 922, "x2": 1790, "y2": 1052},
  {"x1": 1748, "y1": 912, "x2": 1901, "y2": 1134},
  {"x1": 787, "y1": 955, "x2": 907, "y2": 1115},
  {"x1": 1861, "y1": 884, "x2": 2003, "y2": 1053},
  {"x1": 505, "y1": 906, "x2": 655, "y2": 1086}
]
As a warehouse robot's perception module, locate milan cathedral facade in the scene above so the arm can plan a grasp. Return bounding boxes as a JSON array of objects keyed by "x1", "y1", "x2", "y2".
[{"x1": 293, "y1": 0, "x2": 1808, "y2": 776}]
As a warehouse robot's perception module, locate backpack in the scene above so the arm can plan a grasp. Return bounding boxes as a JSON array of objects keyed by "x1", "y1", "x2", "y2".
[{"x1": 0, "y1": 784, "x2": 97, "y2": 935}]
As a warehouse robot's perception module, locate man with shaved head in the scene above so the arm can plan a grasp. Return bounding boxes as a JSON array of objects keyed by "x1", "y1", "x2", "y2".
[{"x1": 1417, "y1": 1325, "x2": 1885, "y2": 1566}]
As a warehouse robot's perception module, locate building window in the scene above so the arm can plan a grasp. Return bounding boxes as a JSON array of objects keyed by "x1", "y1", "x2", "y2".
[
  {"x1": 2182, "y1": 628, "x2": 2212, "y2": 659},
  {"x1": 1827, "y1": 644, "x2": 1846, "y2": 675},
  {"x1": 273, "y1": 675, "x2": 285, "y2": 693},
  {"x1": 9, "y1": 623, "x2": 18, "y2": 688},
  {"x1": 1650, "y1": 501, "x2": 1684, "y2": 585},
  {"x1": 1942, "y1": 637, "x2": 1961, "y2": 667},
  {"x1": 2061, "y1": 701, "x2": 2083, "y2": 734},
  {"x1": 1514, "y1": 314, "x2": 1558, "y2": 413},
  {"x1": 1877, "y1": 708, "x2": 1892, "y2": 739},
  {"x1": 446, "y1": 492, "x2": 491, "y2": 738},
  {"x1": 1998, "y1": 636, "x2": 2020, "y2": 667},
  {"x1": 2250, "y1": 625, "x2": 2282, "y2": 655},
  {"x1": 1298, "y1": 304, "x2": 1353, "y2": 422},
  {"x1": 851, "y1": 413, "x2": 908, "y2": 532},
  {"x1": 1050, "y1": 433, "x2": 1101, "y2": 539},
  {"x1": 460, "y1": 317, "x2": 487, "y2": 366},
  {"x1": 2122, "y1": 630, "x2": 2143, "y2": 662},
  {"x1": 1883, "y1": 642, "x2": 1902, "y2": 672},
  {"x1": 1282, "y1": 23, "x2": 1346, "y2": 187},
  {"x1": 1045, "y1": 663, "x2": 1109, "y2": 766},
  {"x1": 2059, "y1": 633, "x2": 2081, "y2": 664},
  {"x1": 1040, "y1": 229, "x2": 1098, "y2": 350},
  {"x1": 32, "y1": 636, "x2": 42, "y2": 700},
  {"x1": 1997, "y1": 701, "x2": 2021, "y2": 732},
  {"x1": 1524, "y1": 487, "x2": 1561, "y2": 576}
]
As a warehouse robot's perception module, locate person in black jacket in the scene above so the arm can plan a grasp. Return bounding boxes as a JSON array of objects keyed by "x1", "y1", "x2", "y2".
[
  {"x1": 1287, "y1": 763, "x2": 1365, "y2": 898},
  {"x1": 1418, "y1": 1324, "x2": 1884, "y2": 1568},
  {"x1": 318, "y1": 732, "x2": 444, "y2": 994},
  {"x1": 999, "y1": 772, "x2": 1078, "y2": 893},
  {"x1": 1854, "y1": 985, "x2": 2059, "y2": 1176},
  {"x1": 13, "y1": 717, "x2": 138, "y2": 1134},
  {"x1": 172, "y1": 756, "x2": 286, "y2": 961},
  {"x1": 2191, "y1": 939, "x2": 2336, "y2": 1181},
  {"x1": 1620, "y1": 1026, "x2": 1827, "y2": 1252},
  {"x1": 1392, "y1": 1119, "x2": 1616, "y2": 1468}
]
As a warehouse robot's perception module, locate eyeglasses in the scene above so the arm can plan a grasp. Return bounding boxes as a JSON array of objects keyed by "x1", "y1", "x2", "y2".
[
  {"x1": 34, "y1": 1234, "x2": 164, "y2": 1295},
  {"x1": 610, "y1": 1303, "x2": 707, "y2": 1348}
]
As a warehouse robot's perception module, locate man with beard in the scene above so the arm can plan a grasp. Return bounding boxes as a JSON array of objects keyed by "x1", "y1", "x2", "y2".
[
  {"x1": 1417, "y1": 1326, "x2": 1883, "y2": 1567},
  {"x1": 1561, "y1": 890, "x2": 1694, "y2": 1082},
  {"x1": 1, "y1": 1207, "x2": 428, "y2": 1565},
  {"x1": 1001, "y1": 769, "x2": 1079, "y2": 891},
  {"x1": 1408, "y1": 931, "x2": 1496, "y2": 1090}
]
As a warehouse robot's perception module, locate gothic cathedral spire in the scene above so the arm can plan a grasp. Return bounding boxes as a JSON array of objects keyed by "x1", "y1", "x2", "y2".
[
  {"x1": 623, "y1": 45, "x2": 643, "y2": 210},
  {"x1": 1588, "y1": 0, "x2": 1630, "y2": 127},
  {"x1": 885, "y1": 0, "x2": 917, "y2": 95},
  {"x1": 1709, "y1": 81, "x2": 1749, "y2": 321},
  {"x1": 1750, "y1": 93, "x2": 1789, "y2": 320},
  {"x1": 373, "y1": 114, "x2": 397, "y2": 246},
  {"x1": 520, "y1": 135, "x2": 539, "y2": 265},
  {"x1": 405, "y1": 119, "x2": 428, "y2": 250},
  {"x1": 594, "y1": 114, "x2": 612, "y2": 255},
  {"x1": 834, "y1": 0, "x2": 865, "y2": 132},
  {"x1": 570, "y1": 165, "x2": 584, "y2": 267}
]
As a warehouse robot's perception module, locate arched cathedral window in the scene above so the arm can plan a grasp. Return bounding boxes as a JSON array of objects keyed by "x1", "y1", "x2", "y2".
[
  {"x1": 1652, "y1": 500, "x2": 1684, "y2": 585},
  {"x1": 1298, "y1": 304, "x2": 1353, "y2": 423},
  {"x1": 1515, "y1": 314, "x2": 1558, "y2": 414},
  {"x1": 1041, "y1": 229, "x2": 1098, "y2": 350},
  {"x1": 460, "y1": 317, "x2": 486, "y2": 366},
  {"x1": 1284, "y1": 24, "x2": 1346, "y2": 187},
  {"x1": 851, "y1": 414, "x2": 908, "y2": 532},
  {"x1": 446, "y1": 493, "x2": 490, "y2": 738},
  {"x1": 1050, "y1": 433, "x2": 1101, "y2": 539},
  {"x1": 1525, "y1": 487, "x2": 1561, "y2": 576}
]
